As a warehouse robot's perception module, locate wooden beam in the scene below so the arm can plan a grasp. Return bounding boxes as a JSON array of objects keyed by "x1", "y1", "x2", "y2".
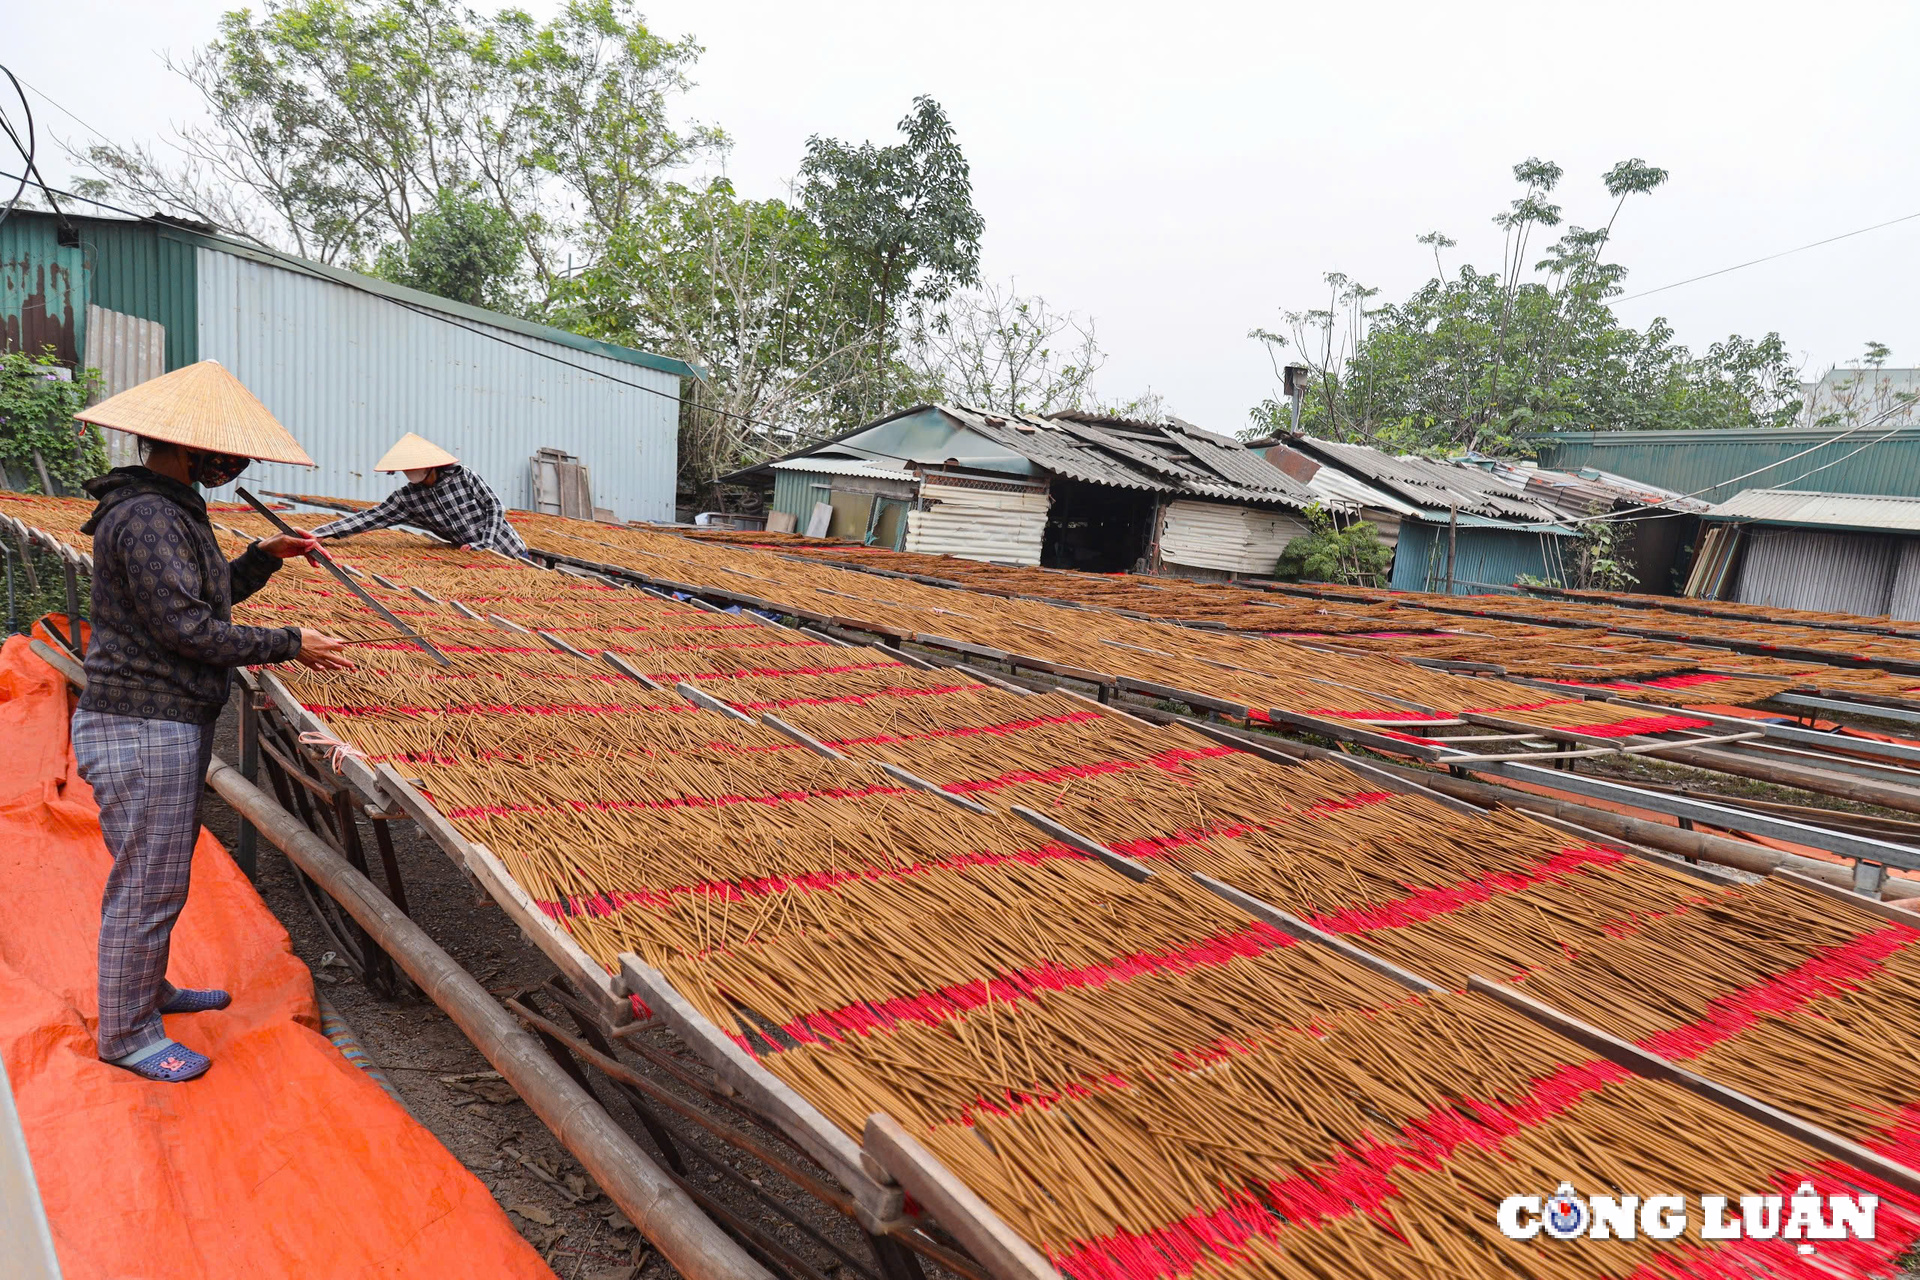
[
  {"x1": 601, "y1": 650, "x2": 663, "y2": 690},
  {"x1": 880, "y1": 764, "x2": 992, "y2": 814},
  {"x1": 1773, "y1": 868, "x2": 1920, "y2": 926},
  {"x1": 675, "y1": 682, "x2": 754, "y2": 723},
  {"x1": 537, "y1": 629, "x2": 594, "y2": 661},
  {"x1": 257, "y1": 670, "x2": 385, "y2": 799},
  {"x1": 1512, "y1": 808, "x2": 1750, "y2": 887},
  {"x1": 466, "y1": 842, "x2": 631, "y2": 1029},
  {"x1": 759, "y1": 714, "x2": 846, "y2": 761},
  {"x1": 862, "y1": 1113, "x2": 1059, "y2": 1280},
  {"x1": 618, "y1": 955, "x2": 905, "y2": 1231},
  {"x1": 1009, "y1": 806, "x2": 1155, "y2": 882}
]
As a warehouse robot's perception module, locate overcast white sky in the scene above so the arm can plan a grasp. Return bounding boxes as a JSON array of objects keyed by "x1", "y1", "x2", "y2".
[{"x1": 10, "y1": 0, "x2": 1920, "y2": 432}]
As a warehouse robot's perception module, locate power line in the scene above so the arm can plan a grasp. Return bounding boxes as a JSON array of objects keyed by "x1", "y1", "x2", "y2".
[
  {"x1": 1618, "y1": 208, "x2": 1920, "y2": 302},
  {"x1": 0, "y1": 68, "x2": 32, "y2": 229},
  {"x1": 8, "y1": 70, "x2": 112, "y2": 143}
]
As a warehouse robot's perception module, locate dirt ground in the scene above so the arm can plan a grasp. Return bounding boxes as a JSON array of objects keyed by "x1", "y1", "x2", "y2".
[{"x1": 200, "y1": 700, "x2": 881, "y2": 1280}]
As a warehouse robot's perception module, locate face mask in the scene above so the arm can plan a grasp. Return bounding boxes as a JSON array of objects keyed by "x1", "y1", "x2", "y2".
[{"x1": 189, "y1": 452, "x2": 250, "y2": 488}]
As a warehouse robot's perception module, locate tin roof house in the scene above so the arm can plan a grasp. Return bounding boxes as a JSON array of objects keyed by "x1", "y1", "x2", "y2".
[
  {"x1": 0, "y1": 207, "x2": 693, "y2": 521},
  {"x1": 728, "y1": 405, "x2": 1332, "y2": 575},
  {"x1": 1256, "y1": 434, "x2": 1705, "y2": 594}
]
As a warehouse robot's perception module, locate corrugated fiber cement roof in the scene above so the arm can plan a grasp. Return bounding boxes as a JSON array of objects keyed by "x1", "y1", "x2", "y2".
[{"x1": 1707, "y1": 488, "x2": 1920, "y2": 534}]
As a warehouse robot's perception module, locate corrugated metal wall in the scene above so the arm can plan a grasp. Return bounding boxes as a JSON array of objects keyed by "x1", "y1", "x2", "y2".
[
  {"x1": 1390, "y1": 520, "x2": 1570, "y2": 594},
  {"x1": 194, "y1": 247, "x2": 680, "y2": 521},
  {"x1": 771, "y1": 468, "x2": 825, "y2": 523},
  {"x1": 905, "y1": 479, "x2": 1049, "y2": 564},
  {"x1": 1888, "y1": 540, "x2": 1920, "y2": 621},
  {"x1": 1158, "y1": 500, "x2": 1308, "y2": 575},
  {"x1": 1535, "y1": 428, "x2": 1920, "y2": 502},
  {"x1": 83, "y1": 305, "x2": 167, "y2": 466},
  {"x1": 83, "y1": 221, "x2": 198, "y2": 370},
  {"x1": 1732, "y1": 527, "x2": 1900, "y2": 616},
  {"x1": 1, "y1": 216, "x2": 199, "y2": 372}
]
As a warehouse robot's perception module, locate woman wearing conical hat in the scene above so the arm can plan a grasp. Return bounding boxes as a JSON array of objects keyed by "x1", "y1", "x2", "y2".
[
  {"x1": 70, "y1": 361, "x2": 354, "y2": 1083},
  {"x1": 312, "y1": 433, "x2": 529, "y2": 558}
]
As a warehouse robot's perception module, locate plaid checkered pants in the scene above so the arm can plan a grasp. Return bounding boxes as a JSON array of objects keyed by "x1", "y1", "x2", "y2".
[{"x1": 72, "y1": 709, "x2": 217, "y2": 1060}]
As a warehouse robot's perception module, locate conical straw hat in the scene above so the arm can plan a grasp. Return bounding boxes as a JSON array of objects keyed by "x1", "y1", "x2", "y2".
[
  {"x1": 374, "y1": 433, "x2": 460, "y2": 472},
  {"x1": 73, "y1": 360, "x2": 314, "y2": 466}
]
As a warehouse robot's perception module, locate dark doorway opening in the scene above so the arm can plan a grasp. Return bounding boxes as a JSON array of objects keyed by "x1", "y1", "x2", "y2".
[{"x1": 1042, "y1": 479, "x2": 1156, "y2": 572}]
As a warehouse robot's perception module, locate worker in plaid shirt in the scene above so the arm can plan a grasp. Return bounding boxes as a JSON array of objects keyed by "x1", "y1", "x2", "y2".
[{"x1": 313, "y1": 432, "x2": 530, "y2": 557}]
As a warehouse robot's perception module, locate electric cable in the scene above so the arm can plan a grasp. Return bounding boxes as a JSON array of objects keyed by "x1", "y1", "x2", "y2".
[
  {"x1": 0, "y1": 67, "x2": 36, "y2": 230},
  {"x1": 1620, "y1": 208, "x2": 1920, "y2": 302}
]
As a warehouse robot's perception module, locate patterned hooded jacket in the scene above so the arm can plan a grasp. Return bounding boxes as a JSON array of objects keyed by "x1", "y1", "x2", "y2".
[{"x1": 78, "y1": 468, "x2": 302, "y2": 724}]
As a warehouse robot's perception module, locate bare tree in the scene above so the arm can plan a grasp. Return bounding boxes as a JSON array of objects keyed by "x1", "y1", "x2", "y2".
[
  {"x1": 911, "y1": 281, "x2": 1103, "y2": 415},
  {"x1": 1799, "y1": 342, "x2": 1920, "y2": 430},
  {"x1": 70, "y1": 0, "x2": 716, "y2": 302}
]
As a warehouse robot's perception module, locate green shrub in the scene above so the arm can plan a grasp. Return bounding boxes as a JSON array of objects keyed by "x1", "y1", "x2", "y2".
[{"x1": 1274, "y1": 504, "x2": 1392, "y2": 586}]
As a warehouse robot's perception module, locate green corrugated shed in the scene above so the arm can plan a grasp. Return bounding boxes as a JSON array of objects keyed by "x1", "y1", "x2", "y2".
[
  {"x1": 771, "y1": 467, "x2": 828, "y2": 524},
  {"x1": 0, "y1": 214, "x2": 198, "y2": 370},
  {"x1": 1533, "y1": 427, "x2": 1920, "y2": 503},
  {"x1": 1391, "y1": 519, "x2": 1569, "y2": 594}
]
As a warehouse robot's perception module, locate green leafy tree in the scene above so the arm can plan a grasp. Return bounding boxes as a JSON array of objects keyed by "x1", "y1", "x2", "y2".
[
  {"x1": 800, "y1": 96, "x2": 984, "y2": 422},
  {"x1": 1246, "y1": 159, "x2": 1802, "y2": 453},
  {"x1": 0, "y1": 352, "x2": 106, "y2": 495},
  {"x1": 74, "y1": 0, "x2": 716, "y2": 308},
  {"x1": 554, "y1": 180, "x2": 880, "y2": 500},
  {"x1": 373, "y1": 187, "x2": 524, "y2": 310},
  {"x1": 1273, "y1": 505, "x2": 1392, "y2": 586}
]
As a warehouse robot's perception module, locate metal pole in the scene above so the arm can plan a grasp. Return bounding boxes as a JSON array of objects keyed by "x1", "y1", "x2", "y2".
[
  {"x1": 200, "y1": 754, "x2": 776, "y2": 1280},
  {"x1": 4, "y1": 544, "x2": 14, "y2": 636},
  {"x1": 1445, "y1": 504, "x2": 1458, "y2": 596}
]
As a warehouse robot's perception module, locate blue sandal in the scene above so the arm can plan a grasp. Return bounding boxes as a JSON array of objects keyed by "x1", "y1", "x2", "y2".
[
  {"x1": 110, "y1": 1039, "x2": 211, "y2": 1083},
  {"x1": 159, "y1": 988, "x2": 231, "y2": 1014}
]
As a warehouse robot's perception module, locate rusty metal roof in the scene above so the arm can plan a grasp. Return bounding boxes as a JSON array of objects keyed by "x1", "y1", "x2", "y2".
[
  {"x1": 1038, "y1": 410, "x2": 1323, "y2": 508},
  {"x1": 1286, "y1": 436, "x2": 1556, "y2": 521},
  {"x1": 735, "y1": 404, "x2": 1330, "y2": 510}
]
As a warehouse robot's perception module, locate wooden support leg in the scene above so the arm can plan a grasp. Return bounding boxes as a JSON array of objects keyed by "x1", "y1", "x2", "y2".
[{"x1": 865, "y1": 1231, "x2": 927, "y2": 1280}]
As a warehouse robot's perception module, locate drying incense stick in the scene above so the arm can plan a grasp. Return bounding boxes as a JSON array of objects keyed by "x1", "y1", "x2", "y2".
[{"x1": 235, "y1": 486, "x2": 450, "y2": 667}]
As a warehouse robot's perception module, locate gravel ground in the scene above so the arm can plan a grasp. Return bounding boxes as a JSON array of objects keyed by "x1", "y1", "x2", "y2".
[{"x1": 199, "y1": 699, "x2": 883, "y2": 1280}]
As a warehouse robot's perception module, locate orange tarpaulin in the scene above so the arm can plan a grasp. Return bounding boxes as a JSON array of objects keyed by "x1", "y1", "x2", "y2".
[{"x1": 0, "y1": 636, "x2": 551, "y2": 1279}]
